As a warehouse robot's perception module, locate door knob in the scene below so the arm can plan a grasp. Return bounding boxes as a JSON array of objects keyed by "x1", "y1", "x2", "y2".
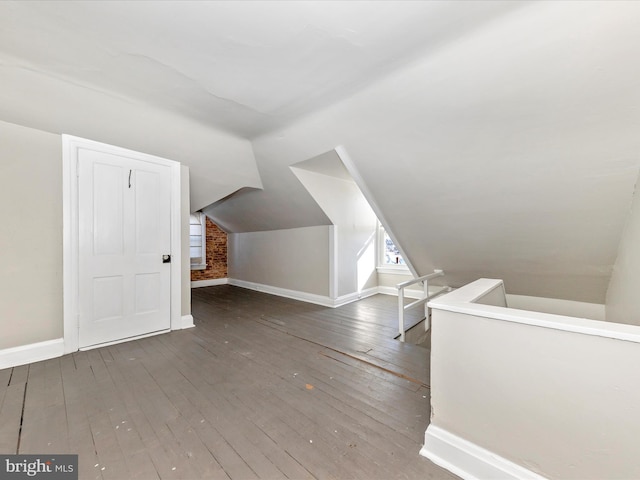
[{"x1": 162, "y1": 254, "x2": 171, "y2": 263}]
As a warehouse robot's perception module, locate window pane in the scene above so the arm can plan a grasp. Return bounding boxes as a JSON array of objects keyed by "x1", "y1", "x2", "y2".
[
  {"x1": 189, "y1": 212, "x2": 207, "y2": 269},
  {"x1": 383, "y1": 232, "x2": 405, "y2": 265}
]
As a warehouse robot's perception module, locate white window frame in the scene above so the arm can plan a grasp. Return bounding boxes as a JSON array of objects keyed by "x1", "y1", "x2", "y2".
[
  {"x1": 377, "y1": 223, "x2": 410, "y2": 275},
  {"x1": 190, "y1": 212, "x2": 207, "y2": 270}
]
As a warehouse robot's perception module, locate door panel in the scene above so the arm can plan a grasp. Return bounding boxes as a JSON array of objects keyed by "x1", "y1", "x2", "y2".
[
  {"x1": 92, "y1": 162, "x2": 124, "y2": 256},
  {"x1": 135, "y1": 273, "x2": 160, "y2": 314},
  {"x1": 92, "y1": 276, "x2": 123, "y2": 322},
  {"x1": 135, "y1": 170, "x2": 162, "y2": 254},
  {"x1": 79, "y1": 148, "x2": 171, "y2": 348}
]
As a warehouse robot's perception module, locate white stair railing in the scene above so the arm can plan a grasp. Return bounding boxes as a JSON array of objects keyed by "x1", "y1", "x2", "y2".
[{"x1": 397, "y1": 270, "x2": 448, "y2": 342}]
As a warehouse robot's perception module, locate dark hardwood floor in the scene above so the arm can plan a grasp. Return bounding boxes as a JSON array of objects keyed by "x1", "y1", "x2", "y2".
[{"x1": 0, "y1": 286, "x2": 456, "y2": 479}]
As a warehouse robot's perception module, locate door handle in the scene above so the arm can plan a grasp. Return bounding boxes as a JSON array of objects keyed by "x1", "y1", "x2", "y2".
[{"x1": 162, "y1": 254, "x2": 171, "y2": 264}]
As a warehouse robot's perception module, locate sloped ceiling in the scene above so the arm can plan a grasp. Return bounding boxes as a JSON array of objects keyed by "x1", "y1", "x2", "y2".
[
  {"x1": 215, "y1": 1, "x2": 640, "y2": 303},
  {"x1": 291, "y1": 151, "x2": 353, "y2": 183},
  {"x1": 2, "y1": 1, "x2": 640, "y2": 303},
  {"x1": 0, "y1": 0, "x2": 525, "y2": 137}
]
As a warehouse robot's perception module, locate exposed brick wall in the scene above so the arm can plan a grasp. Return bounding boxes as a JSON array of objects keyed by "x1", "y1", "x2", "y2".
[{"x1": 191, "y1": 217, "x2": 227, "y2": 281}]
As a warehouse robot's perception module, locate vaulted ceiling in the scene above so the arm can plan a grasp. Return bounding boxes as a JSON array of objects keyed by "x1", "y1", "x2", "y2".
[
  {"x1": 2, "y1": 1, "x2": 640, "y2": 303},
  {"x1": 0, "y1": 1, "x2": 525, "y2": 137}
]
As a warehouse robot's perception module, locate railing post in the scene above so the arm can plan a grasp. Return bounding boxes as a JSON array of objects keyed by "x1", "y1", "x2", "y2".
[
  {"x1": 398, "y1": 287, "x2": 405, "y2": 342},
  {"x1": 396, "y1": 270, "x2": 445, "y2": 343}
]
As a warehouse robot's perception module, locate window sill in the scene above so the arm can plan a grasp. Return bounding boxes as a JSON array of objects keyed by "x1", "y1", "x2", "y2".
[
  {"x1": 377, "y1": 266, "x2": 411, "y2": 276},
  {"x1": 191, "y1": 264, "x2": 207, "y2": 271}
]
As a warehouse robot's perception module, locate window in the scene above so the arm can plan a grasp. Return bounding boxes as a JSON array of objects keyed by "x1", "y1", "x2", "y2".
[
  {"x1": 382, "y1": 230, "x2": 405, "y2": 266},
  {"x1": 377, "y1": 224, "x2": 408, "y2": 273},
  {"x1": 190, "y1": 213, "x2": 206, "y2": 270}
]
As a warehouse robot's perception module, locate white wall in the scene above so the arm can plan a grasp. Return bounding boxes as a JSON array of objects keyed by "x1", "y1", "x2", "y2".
[
  {"x1": 0, "y1": 120, "x2": 63, "y2": 350},
  {"x1": 377, "y1": 271, "x2": 422, "y2": 297},
  {"x1": 180, "y1": 165, "x2": 191, "y2": 317},
  {"x1": 508, "y1": 294, "x2": 605, "y2": 321},
  {"x1": 228, "y1": 226, "x2": 331, "y2": 296},
  {"x1": 290, "y1": 167, "x2": 377, "y2": 297},
  {"x1": 426, "y1": 279, "x2": 640, "y2": 479},
  {"x1": 606, "y1": 177, "x2": 640, "y2": 325}
]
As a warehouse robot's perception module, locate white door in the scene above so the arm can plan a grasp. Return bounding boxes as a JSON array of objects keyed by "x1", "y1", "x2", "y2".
[{"x1": 78, "y1": 148, "x2": 172, "y2": 348}]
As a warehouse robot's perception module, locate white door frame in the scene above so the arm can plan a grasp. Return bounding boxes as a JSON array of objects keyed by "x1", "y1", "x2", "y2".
[{"x1": 62, "y1": 135, "x2": 182, "y2": 353}]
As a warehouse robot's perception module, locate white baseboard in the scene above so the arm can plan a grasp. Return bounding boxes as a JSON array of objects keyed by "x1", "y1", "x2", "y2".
[
  {"x1": 180, "y1": 314, "x2": 195, "y2": 329},
  {"x1": 191, "y1": 278, "x2": 229, "y2": 288},
  {"x1": 420, "y1": 425, "x2": 546, "y2": 480},
  {"x1": 229, "y1": 278, "x2": 336, "y2": 307},
  {"x1": 378, "y1": 285, "x2": 424, "y2": 299},
  {"x1": 333, "y1": 287, "x2": 379, "y2": 307},
  {"x1": 228, "y1": 279, "x2": 380, "y2": 308},
  {"x1": 0, "y1": 338, "x2": 64, "y2": 370}
]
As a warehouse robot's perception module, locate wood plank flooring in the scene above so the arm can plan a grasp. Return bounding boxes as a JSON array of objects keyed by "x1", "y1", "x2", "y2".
[{"x1": 0, "y1": 286, "x2": 456, "y2": 479}]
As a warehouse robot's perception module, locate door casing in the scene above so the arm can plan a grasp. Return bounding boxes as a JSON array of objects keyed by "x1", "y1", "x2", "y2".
[{"x1": 63, "y1": 135, "x2": 182, "y2": 353}]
